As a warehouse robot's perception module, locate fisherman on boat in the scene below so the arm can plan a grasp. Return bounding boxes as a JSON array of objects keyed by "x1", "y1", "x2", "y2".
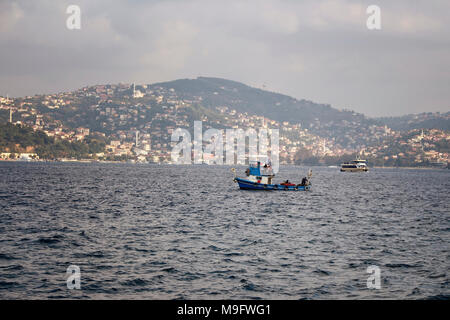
[{"x1": 300, "y1": 176, "x2": 309, "y2": 186}]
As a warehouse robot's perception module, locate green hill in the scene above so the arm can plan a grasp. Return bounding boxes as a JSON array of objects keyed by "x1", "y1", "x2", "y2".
[
  {"x1": 0, "y1": 123, "x2": 105, "y2": 159},
  {"x1": 150, "y1": 76, "x2": 375, "y2": 126}
]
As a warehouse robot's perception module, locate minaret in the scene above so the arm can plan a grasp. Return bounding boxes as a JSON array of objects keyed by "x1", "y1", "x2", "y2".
[
  {"x1": 132, "y1": 83, "x2": 136, "y2": 98},
  {"x1": 420, "y1": 129, "x2": 424, "y2": 151},
  {"x1": 135, "y1": 130, "x2": 139, "y2": 147},
  {"x1": 9, "y1": 108, "x2": 12, "y2": 123}
]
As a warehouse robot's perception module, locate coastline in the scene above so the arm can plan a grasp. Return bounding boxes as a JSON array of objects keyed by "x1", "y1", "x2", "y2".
[
  {"x1": 371, "y1": 166, "x2": 448, "y2": 170},
  {"x1": 0, "y1": 159, "x2": 448, "y2": 169}
]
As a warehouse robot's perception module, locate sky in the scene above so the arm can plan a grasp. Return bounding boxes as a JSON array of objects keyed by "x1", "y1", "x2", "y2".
[{"x1": 0, "y1": 0, "x2": 449, "y2": 117}]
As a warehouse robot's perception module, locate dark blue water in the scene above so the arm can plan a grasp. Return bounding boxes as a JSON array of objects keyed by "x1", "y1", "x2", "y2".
[{"x1": 0, "y1": 162, "x2": 448, "y2": 299}]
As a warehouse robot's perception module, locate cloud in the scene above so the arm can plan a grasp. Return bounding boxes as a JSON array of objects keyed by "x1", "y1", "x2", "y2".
[
  {"x1": 139, "y1": 20, "x2": 198, "y2": 72},
  {"x1": 0, "y1": 0, "x2": 449, "y2": 116},
  {"x1": 0, "y1": 1, "x2": 24, "y2": 32}
]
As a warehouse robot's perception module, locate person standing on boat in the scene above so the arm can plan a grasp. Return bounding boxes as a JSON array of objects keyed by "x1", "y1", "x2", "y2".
[{"x1": 301, "y1": 177, "x2": 307, "y2": 186}]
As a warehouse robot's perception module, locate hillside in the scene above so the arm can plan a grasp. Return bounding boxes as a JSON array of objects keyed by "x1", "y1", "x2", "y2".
[
  {"x1": 1, "y1": 77, "x2": 448, "y2": 165},
  {"x1": 150, "y1": 77, "x2": 339, "y2": 123},
  {"x1": 150, "y1": 77, "x2": 378, "y2": 134},
  {"x1": 3, "y1": 77, "x2": 388, "y2": 151},
  {"x1": 377, "y1": 112, "x2": 450, "y2": 131},
  {"x1": 0, "y1": 123, "x2": 106, "y2": 160}
]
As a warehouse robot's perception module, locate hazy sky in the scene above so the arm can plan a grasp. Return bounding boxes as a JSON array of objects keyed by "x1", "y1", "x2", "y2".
[{"x1": 1, "y1": 0, "x2": 449, "y2": 117}]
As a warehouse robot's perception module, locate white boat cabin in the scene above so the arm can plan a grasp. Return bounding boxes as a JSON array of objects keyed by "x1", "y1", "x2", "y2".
[{"x1": 245, "y1": 161, "x2": 274, "y2": 184}]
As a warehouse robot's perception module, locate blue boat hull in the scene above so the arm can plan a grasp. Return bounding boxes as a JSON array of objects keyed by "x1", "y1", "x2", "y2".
[{"x1": 234, "y1": 177, "x2": 310, "y2": 191}]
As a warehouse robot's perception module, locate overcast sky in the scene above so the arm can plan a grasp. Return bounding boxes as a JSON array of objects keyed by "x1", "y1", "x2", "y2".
[{"x1": 1, "y1": 0, "x2": 449, "y2": 117}]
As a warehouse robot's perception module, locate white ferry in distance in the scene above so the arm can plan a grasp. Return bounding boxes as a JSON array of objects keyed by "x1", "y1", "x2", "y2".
[{"x1": 340, "y1": 156, "x2": 368, "y2": 172}]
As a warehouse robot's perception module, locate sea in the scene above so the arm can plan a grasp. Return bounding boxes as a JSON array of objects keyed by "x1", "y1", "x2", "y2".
[{"x1": 0, "y1": 162, "x2": 448, "y2": 299}]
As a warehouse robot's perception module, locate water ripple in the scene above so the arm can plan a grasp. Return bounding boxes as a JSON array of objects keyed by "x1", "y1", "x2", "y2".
[{"x1": 0, "y1": 162, "x2": 448, "y2": 299}]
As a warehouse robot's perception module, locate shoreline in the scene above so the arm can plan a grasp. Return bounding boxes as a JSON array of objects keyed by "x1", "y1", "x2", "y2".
[
  {"x1": 371, "y1": 166, "x2": 447, "y2": 170},
  {"x1": 0, "y1": 159, "x2": 448, "y2": 170}
]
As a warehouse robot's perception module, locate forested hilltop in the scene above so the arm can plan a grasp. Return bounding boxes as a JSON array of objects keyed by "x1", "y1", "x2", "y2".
[{"x1": 0, "y1": 123, "x2": 106, "y2": 160}]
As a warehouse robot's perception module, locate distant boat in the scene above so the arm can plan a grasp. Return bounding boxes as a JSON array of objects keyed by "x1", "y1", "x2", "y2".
[
  {"x1": 430, "y1": 161, "x2": 447, "y2": 168},
  {"x1": 233, "y1": 161, "x2": 311, "y2": 191},
  {"x1": 340, "y1": 156, "x2": 368, "y2": 172}
]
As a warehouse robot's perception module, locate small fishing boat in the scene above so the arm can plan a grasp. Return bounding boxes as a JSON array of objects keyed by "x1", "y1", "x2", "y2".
[{"x1": 232, "y1": 161, "x2": 311, "y2": 191}]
